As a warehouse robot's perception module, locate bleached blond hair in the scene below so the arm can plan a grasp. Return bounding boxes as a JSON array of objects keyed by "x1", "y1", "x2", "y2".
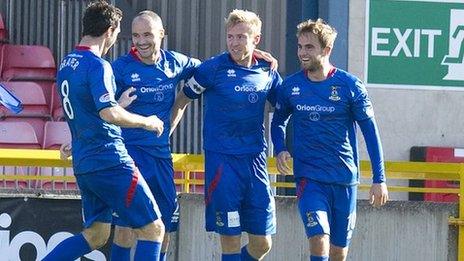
[{"x1": 225, "y1": 9, "x2": 262, "y2": 36}]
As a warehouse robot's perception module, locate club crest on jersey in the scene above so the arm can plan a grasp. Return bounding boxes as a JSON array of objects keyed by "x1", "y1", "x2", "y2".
[
  {"x1": 131, "y1": 73, "x2": 141, "y2": 82},
  {"x1": 164, "y1": 62, "x2": 174, "y2": 78},
  {"x1": 227, "y1": 69, "x2": 236, "y2": 77},
  {"x1": 329, "y1": 86, "x2": 340, "y2": 101},
  {"x1": 306, "y1": 212, "x2": 318, "y2": 227},
  {"x1": 291, "y1": 86, "x2": 300, "y2": 95}
]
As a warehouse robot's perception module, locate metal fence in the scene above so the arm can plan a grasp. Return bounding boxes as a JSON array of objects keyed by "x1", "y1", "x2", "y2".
[{"x1": 0, "y1": 0, "x2": 288, "y2": 154}]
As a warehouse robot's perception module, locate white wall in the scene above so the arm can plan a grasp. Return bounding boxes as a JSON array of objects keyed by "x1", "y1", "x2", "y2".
[{"x1": 348, "y1": 0, "x2": 464, "y2": 162}]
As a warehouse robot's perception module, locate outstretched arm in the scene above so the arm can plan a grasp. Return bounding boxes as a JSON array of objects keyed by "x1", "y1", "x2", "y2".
[{"x1": 358, "y1": 117, "x2": 389, "y2": 207}]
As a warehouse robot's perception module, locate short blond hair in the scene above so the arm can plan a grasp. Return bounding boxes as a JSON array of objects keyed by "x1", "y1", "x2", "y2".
[
  {"x1": 297, "y1": 18, "x2": 337, "y2": 48},
  {"x1": 225, "y1": 9, "x2": 262, "y2": 36}
]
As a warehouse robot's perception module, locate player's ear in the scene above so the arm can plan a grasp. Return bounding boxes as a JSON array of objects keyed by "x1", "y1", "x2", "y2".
[
  {"x1": 323, "y1": 45, "x2": 332, "y2": 56},
  {"x1": 253, "y1": 33, "x2": 261, "y2": 46},
  {"x1": 159, "y1": 28, "x2": 165, "y2": 39}
]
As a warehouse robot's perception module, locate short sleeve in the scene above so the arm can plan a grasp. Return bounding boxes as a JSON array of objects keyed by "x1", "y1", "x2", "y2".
[
  {"x1": 350, "y1": 80, "x2": 374, "y2": 121},
  {"x1": 89, "y1": 60, "x2": 118, "y2": 111}
]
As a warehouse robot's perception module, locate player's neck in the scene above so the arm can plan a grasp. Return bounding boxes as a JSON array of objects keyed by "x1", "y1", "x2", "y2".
[
  {"x1": 79, "y1": 36, "x2": 106, "y2": 57},
  {"x1": 306, "y1": 61, "x2": 334, "y2": 82},
  {"x1": 138, "y1": 52, "x2": 161, "y2": 65},
  {"x1": 232, "y1": 53, "x2": 257, "y2": 68}
]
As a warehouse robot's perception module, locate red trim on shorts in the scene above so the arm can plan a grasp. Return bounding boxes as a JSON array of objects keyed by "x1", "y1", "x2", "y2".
[
  {"x1": 205, "y1": 164, "x2": 223, "y2": 206},
  {"x1": 296, "y1": 178, "x2": 308, "y2": 199},
  {"x1": 125, "y1": 168, "x2": 140, "y2": 207}
]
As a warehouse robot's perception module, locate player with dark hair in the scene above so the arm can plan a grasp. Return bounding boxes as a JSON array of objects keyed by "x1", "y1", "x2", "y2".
[{"x1": 42, "y1": 2, "x2": 165, "y2": 260}]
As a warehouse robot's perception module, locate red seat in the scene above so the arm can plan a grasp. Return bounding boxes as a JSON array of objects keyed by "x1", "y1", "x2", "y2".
[
  {"x1": 0, "y1": 165, "x2": 37, "y2": 189},
  {"x1": 1, "y1": 117, "x2": 45, "y2": 146},
  {"x1": 38, "y1": 166, "x2": 76, "y2": 190},
  {"x1": 43, "y1": 121, "x2": 71, "y2": 149},
  {"x1": 0, "y1": 44, "x2": 56, "y2": 81},
  {"x1": 0, "y1": 121, "x2": 41, "y2": 148},
  {"x1": 51, "y1": 84, "x2": 65, "y2": 121},
  {"x1": 0, "y1": 81, "x2": 50, "y2": 118},
  {"x1": 0, "y1": 13, "x2": 8, "y2": 43}
]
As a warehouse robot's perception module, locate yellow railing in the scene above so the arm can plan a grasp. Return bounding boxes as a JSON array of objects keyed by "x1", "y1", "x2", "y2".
[{"x1": 0, "y1": 149, "x2": 462, "y2": 259}]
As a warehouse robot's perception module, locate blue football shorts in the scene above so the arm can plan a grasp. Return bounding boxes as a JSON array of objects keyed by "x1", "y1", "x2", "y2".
[
  {"x1": 296, "y1": 177, "x2": 357, "y2": 247},
  {"x1": 76, "y1": 164, "x2": 161, "y2": 229},
  {"x1": 204, "y1": 150, "x2": 276, "y2": 236},
  {"x1": 113, "y1": 146, "x2": 179, "y2": 232}
]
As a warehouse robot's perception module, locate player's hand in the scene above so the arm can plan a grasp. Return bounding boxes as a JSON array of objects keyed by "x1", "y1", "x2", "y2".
[
  {"x1": 60, "y1": 142, "x2": 72, "y2": 160},
  {"x1": 253, "y1": 49, "x2": 278, "y2": 71},
  {"x1": 144, "y1": 115, "x2": 164, "y2": 137},
  {"x1": 276, "y1": 151, "x2": 292, "y2": 175},
  {"x1": 369, "y1": 182, "x2": 389, "y2": 207},
  {"x1": 118, "y1": 87, "x2": 137, "y2": 108}
]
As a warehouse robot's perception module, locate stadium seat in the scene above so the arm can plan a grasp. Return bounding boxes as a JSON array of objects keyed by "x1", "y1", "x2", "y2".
[
  {"x1": 1, "y1": 117, "x2": 45, "y2": 146},
  {"x1": 42, "y1": 121, "x2": 71, "y2": 149},
  {"x1": 0, "y1": 81, "x2": 50, "y2": 118},
  {"x1": 50, "y1": 85, "x2": 65, "y2": 121},
  {"x1": 0, "y1": 44, "x2": 56, "y2": 81},
  {"x1": 0, "y1": 165, "x2": 37, "y2": 189},
  {"x1": 38, "y1": 166, "x2": 76, "y2": 191},
  {"x1": 0, "y1": 121, "x2": 41, "y2": 148},
  {"x1": 174, "y1": 171, "x2": 183, "y2": 192},
  {"x1": 0, "y1": 13, "x2": 8, "y2": 43},
  {"x1": 191, "y1": 171, "x2": 205, "y2": 193}
]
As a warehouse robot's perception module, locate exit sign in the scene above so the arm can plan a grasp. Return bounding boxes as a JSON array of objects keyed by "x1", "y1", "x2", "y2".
[{"x1": 365, "y1": 0, "x2": 464, "y2": 89}]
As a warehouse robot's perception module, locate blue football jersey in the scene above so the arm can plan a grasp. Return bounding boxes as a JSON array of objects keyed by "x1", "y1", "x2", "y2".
[
  {"x1": 183, "y1": 52, "x2": 282, "y2": 155},
  {"x1": 56, "y1": 46, "x2": 133, "y2": 174},
  {"x1": 271, "y1": 69, "x2": 374, "y2": 185},
  {"x1": 112, "y1": 48, "x2": 200, "y2": 158}
]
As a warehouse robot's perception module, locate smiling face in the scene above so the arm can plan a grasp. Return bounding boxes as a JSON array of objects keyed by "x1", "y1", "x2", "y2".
[
  {"x1": 131, "y1": 15, "x2": 164, "y2": 64},
  {"x1": 226, "y1": 22, "x2": 260, "y2": 67},
  {"x1": 297, "y1": 32, "x2": 329, "y2": 72}
]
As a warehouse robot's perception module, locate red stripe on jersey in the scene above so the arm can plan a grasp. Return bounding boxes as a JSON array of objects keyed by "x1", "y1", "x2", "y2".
[
  {"x1": 327, "y1": 66, "x2": 336, "y2": 78},
  {"x1": 296, "y1": 178, "x2": 308, "y2": 200},
  {"x1": 125, "y1": 167, "x2": 140, "y2": 207},
  {"x1": 129, "y1": 47, "x2": 142, "y2": 61},
  {"x1": 205, "y1": 164, "x2": 223, "y2": 206}
]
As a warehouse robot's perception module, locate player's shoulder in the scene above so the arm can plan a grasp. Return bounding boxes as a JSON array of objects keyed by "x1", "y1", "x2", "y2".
[
  {"x1": 282, "y1": 70, "x2": 305, "y2": 88},
  {"x1": 112, "y1": 52, "x2": 133, "y2": 68},
  {"x1": 332, "y1": 68, "x2": 361, "y2": 87},
  {"x1": 163, "y1": 49, "x2": 189, "y2": 61},
  {"x1": 197, "y1": 52, "x2": 227, "y2": 71}
]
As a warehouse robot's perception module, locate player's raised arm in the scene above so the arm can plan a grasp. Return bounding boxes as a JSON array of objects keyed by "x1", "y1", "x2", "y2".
[{"x1": 170, "y1": 89, "x2": 193, "y2": 136}]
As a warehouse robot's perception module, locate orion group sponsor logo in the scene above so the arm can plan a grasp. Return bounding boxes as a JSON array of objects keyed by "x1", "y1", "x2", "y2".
[
  {"x1": 140, "y1": 83, "x2": 174, "y2": 93},
  {"x1": 296, "y1": 104, "x2": 335, "y2": 113}
]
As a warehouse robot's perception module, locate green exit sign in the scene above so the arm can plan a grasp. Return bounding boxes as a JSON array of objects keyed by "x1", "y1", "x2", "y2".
[{"x1": 365, "y1": 0, "x2": 464, "y2": 89}]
